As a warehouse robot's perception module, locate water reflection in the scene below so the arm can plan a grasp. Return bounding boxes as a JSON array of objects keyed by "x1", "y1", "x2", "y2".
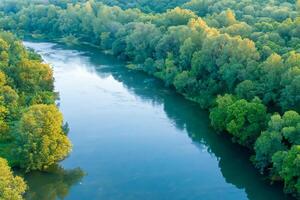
[
  {"x1": 84, "y1": 49, "x2": 292, "y2": 199},
  {"x1": 24, "y1": 42, "x2": 294, "y2": 200},
  {"x1": 24, "y1": 165, "x2": 85, "y2": 200}
]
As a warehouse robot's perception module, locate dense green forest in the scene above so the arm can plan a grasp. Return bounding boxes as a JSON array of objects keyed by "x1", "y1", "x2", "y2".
[
  {"x1": 0, "y1": 32, "x2": 72, "y2": 199},
  {"x1": 0, "y1": 0, "x2": 300, "y2": 198}
]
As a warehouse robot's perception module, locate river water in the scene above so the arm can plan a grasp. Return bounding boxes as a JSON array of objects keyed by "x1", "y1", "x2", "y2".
[{"x1": 23, "y1": 42, "x2": 292, "y2": 200}]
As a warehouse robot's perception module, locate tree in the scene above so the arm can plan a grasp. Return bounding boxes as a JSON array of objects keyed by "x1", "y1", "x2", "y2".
[
  {"x1": 272, "y1": 146, "x2": 300, "y2": 197},
  {"x1": 254, "y1": 111, "x2": 300, "y2": 171},
  {"x1": 210, "y1": 95, "x2": 267, "y2": 147},
  {"x1": 161, "y1": 53, "x2": 178, "y2": 86},
  {"x1": 222, "y1": 22, "x2": 253, "y2": 38},
  {"x1": 225, "y1": 98, "x2": 267, "y2": 146},
  {"x1": 224, "y1": 9, "x2": 237, "y2": 26},
  {"x1": 155, "y1": 25, "x2": 191, "y2": 60},
  {"x1": 16, "y1": 104, "x2": 72, "y2": 171},
  {"x1": 125, "y1": 22, "x2": 161, "y2": 63},
  {"x1": 280, "y1": 74, "x2": 300, "y2": 111},
  {"x1": 0, "y1": 157, "x2": 27, "y2": 200},
  {"x1": 154, "y1": 7, "x2": 197, "y2": 27},
  {"x1": 235, "y1": 80, "x2": 258, "y2": 100},
  {"x1": 210, "y1": 94, "x2": 236, "y2": 131},
  {"x1": 0, "y1": 103, "x2": 9, "y2": 141},
  {"x1": 14, "y1": 59, "x2": 53, "y2": 93},
  {"x1": 173, "y1": 70, "x2": 197, "y2": 94},
  {"x1": 179, "y1": 37, "x2": 197, "y2": 70},
  {"x1": 254, "y1": 130, "x2": 286, "y2": 171},
  {"x1": 259, "y1": 53, "x2": 285, "y2": 105},
  {"x1": 143, "y1": 58, "x2": 156, "y2": 74}
]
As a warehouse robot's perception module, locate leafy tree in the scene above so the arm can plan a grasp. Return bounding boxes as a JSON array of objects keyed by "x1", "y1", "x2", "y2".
[
  {"x1": 156, "y1": 53, "x2": 178, "y2": 86},
  {"x1": 254, "y1": 111, "x2": 300, "y2": 171},
  {"x1": 235, "y1": 80, "x2": 258, "y2": 100},
  {"x1": 280, "y1": 75, "x2": 300, "y2": 111},
  {"x1": 258, "y1": 53, "x2": 285, "y2": 105},
  {"x1": 210, "y1": 94, "x2": 236, "y2": 131},
  {"x1": 254, "y1": 130, "x2": 287, "y2": 171},
  {"x1": 125, "y1": 22, "x2": 161, "y2": 63},
  {"x1": 174, "y1": 71, "x2": 197, "y2": 94},
  {"x1": 16, "y1": 104, "x2": 72, "y2": 171},
  {"x1": 210, "y1": 95, "x2": 267, "y2": 147},
  {"x1": 0, "y1": 103, "x2": 9, "y2": 141},
  {"x1": 272, "y1": 146, "x2": 300, "y2": 197},
  {"x1": 14, "y1": 59, "x2": 53, "y2": 93},
  {"x1": 154, "y1": 7, "x2": 197, "y2": 27},
  {"x1": 0, "y1": 157, "x2": 27, "y2": 200}
]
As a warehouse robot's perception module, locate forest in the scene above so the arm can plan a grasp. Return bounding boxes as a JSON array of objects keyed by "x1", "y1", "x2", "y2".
[
  {"x1": 0, "y1": 32, "x2": 72, "y2": 199},
  {"x1": 0, "y1": 0, "x2": 300, "y2": 199}
]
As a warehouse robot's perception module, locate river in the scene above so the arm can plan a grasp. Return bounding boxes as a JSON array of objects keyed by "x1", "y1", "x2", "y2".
[{"x1": 23, "y1": 41, "x2": 293, "y2": 200}]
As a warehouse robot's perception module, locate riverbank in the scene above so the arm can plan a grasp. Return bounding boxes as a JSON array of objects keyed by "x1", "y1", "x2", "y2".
[{"x1": 22, "y1": 41, "x2": 294, "y2": 200}]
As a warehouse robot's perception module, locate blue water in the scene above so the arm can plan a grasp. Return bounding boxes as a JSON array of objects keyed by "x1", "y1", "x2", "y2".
[{"x1": 23, "y1": 42, "x2": 292, "y2": 200}]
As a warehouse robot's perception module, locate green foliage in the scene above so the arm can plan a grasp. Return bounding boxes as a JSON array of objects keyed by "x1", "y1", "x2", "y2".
[
  {"x1": 254, "y1": 130, "x2": 286, "y2": 171},
  {"x1": 254, "y1": 111, "x2": 300, "y2": 168},
  {"x1": 16, "y1": 104, "x2": 72, "y2": 172},
  {"x1": 272, "y1": 146, "x2": 300, "y2": 197},
  {"x1": 0, "y1": 157, "x2": 27, "y2": 200},
  {"x1": 1, "y1": 0, "x2": 299, "y2": 111},
  {"x1": 13, "y1": 59, "x2": 53, "y2": 93},
  {"x1": 210, "y1": 95, "x2": 267, "y2": 147},
  {"x1": 254, "y1": 111, "x2": 300, "y2": 198},
  {"x1": 0, "y1": 32, "x2": 71, "y2": 175},
  {"x1": 235, "y1": 80, "x2": 257, "y2": 100},
  {"x1": 96, "y1": 0, "x2": 190, "y2": 13}
]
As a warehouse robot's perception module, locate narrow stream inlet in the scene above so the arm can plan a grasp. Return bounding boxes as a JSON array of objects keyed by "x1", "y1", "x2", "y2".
[{"x1": 23, "y1": 41, "x2": 292, "y2": 200}]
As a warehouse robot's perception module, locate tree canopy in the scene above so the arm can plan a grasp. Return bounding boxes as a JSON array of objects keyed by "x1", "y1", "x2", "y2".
[
  {"x1": 0, "y1": 157, "x2": 27, "y2": 200},
  {"x1": 0, "y1": 31, "x2": 72, "y2": 198},
  {"x1": 17, "y1": 104, "x2": 71, "y2": 171}
]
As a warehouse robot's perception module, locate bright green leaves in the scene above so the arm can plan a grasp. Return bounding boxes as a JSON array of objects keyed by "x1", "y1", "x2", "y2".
[
  {"x1": 253, "y1": 111, "x2": 300, "y2": 197},
  {"x1": 0, "y1": 157, "x2": 27, "y2": 200},
  {"x1": 0, "y1": 33, "x2": 72, "y2": 189},
  {"x1": 14, "y1": 59, "x2": 54, "y2": 93},
  {"x1": 210, "y1": 95, "x2": 267, "y2": 147},
  {"x1": 254, "y1": 111, "x2": 300, "y2": 171},
  {"x1": 16, "y1": 104, "x2": 72, "y2": 172},
  {"x1": 0, "y1": 71, "x2": 12, "y2": 141},
  {"x1": 210, "y1": 94, "x2": 236, "y2": 131},
  {"x1": 272, "y1": 146, "x2": 300, "y2": 197}
]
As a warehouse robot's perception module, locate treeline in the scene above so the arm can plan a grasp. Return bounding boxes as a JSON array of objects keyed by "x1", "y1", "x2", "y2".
[
  {"x1": 0, "y1": 0, "x2": 299, "y2": 197},
  {"x1": 49, "y1": 0, "x2": 189, "y2": 12},
  {"x1": 92, "y1": 0, "x2": 189, "y2": 13},
  {"x1": 0, "y1": 32, "x2": 72, "y2": 199},
  {"x1": 0, "y1": 0, "x2": 189, "y2": 13}
]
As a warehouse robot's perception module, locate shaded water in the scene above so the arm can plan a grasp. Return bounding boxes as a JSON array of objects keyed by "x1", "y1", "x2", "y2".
[{"x1": 23, "y1": 42, "x2": 293, "y2": 200}]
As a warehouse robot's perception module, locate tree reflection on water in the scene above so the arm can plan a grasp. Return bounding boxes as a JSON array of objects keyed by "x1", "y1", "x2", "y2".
[{"x1": 24, "y1": 165, "x2": 85, "y2": 200}]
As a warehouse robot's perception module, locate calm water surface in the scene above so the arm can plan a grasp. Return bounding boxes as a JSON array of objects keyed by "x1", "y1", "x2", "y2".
[{"x1": 23, "y1": 42, "x2": 293, "y2": 200}]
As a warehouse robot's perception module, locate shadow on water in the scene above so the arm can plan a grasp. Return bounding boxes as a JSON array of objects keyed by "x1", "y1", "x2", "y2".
[
  {"x1": 73, "y1": 44, "x2": 293, "y2": 200},
  {"x1": 23, "y1": 165, "x2": 85, "y2": 200},
  {"x1": 24, "y1": 42, "x2": 294, "y2": 200}
]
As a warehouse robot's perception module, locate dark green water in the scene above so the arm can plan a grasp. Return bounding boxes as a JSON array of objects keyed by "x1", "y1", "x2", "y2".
[{"x1": 23, "y1": 42, "x2": 293, "y2": 200}]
